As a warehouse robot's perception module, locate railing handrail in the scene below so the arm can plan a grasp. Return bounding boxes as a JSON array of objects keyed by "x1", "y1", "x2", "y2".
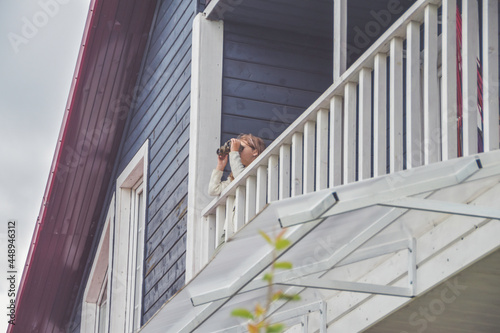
[{"x1": 201, "y1": 0, "x2": 434, "y2": 217}]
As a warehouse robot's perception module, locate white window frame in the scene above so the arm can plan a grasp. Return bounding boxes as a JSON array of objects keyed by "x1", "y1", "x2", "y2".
[
  {"x1": 110, "y1": 140, "x2": 148, "y2": 332},
  {"x1": 81, "y1": 195, "x2": 114, "y2": 333}
]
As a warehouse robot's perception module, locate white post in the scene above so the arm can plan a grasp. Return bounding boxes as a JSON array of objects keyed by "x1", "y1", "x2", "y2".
[
  {"x1": 344, "y1": 82, "x2": 357, "y2": 183},
  {"x1": 330, "y1": 95, "x2": 343, "y2": 187},
  {"x1": 268, "y1": 155, "x2": 279, "y2": 202},
  {"x1": 187, "y1": 14, "x2": 223, "y2": 281},
  {"x1": 334, "y1": 0, "x2": 347, "y2": 80},
  {"x1": 373, "y1": 53, "x2": 387, "y2": 177},
  {"x1": 462, "y1": 0, "x2": 479, "y2": 156},
  {"x1": 279, "y1": 144, "x2": 291, "y2": 199},
  {"x1": 482, "y1": 0, "x2": 499, "y2": 152},
  {"x1": 234, "y1": 185, "x2": 246, "y2": 231},
  {"x1": 291, "y1": 132, "x2": 303, "y2": 196},
  {"x1": 224, "y1": 195, "x2": 235, "y2": 241},
  {"x1": 406, "y1": 21, "x2": 423, "y2": 168},
  {"x1": 245, "y1": 175, "x2": 257, "y2": 221},
  {"x1": 358, "y1": 68, "x2": 372, "y2": 180},
  {"x1": 256, "y1": 165, "x2": 268, "y2": 212},
  {"x1": 304, "y1": 121, "x2": 316, "y2": 193},
  {"x1": 390, "y1": 37, "x2": 404, "y2": 172},
  {"x1": 441, "y1": 0, "x2": 458, "y2": 160},
  {"x1": 316, "y1": 108, "x2": 329, "y2": 189},
  {"x1": 424, "y1": 4, "x2": 440, "y2": 164},
  {"x1": 215, "y1": 205, "x2": 226, "y2": 248}
]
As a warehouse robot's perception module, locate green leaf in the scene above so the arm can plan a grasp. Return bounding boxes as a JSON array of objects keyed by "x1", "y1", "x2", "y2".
[
  {"x1": 273, "y1": 261, "x2": 293, "y2": 270},
  {"x1": 259, "y1": 230, "x2": 273, "y2": 245},
  {"x1": 262, "y1": 273, "x2": 273, "y2": 282},
  {"x1": 266, "y1": 323, "x2": 285, "y2": 333},
  {"x1": 231, "y1": 308, "x2": 254, "y2": 320},
  {"x1": 275, "y1": 238, "x2": 291, "y2": 250}
]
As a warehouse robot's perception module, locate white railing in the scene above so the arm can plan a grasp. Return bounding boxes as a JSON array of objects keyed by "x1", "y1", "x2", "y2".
[{"x1": 200, "y1": 0, "x2": 499, "y2": 261}]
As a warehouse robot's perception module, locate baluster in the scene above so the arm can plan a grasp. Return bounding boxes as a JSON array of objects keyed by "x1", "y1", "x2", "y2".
[
  {"x1": 441, "y1": 0, "x2": 458, "y2": 160},
  {"x1": 483, "y1": 0, "x2": 499, "y2": 151},
  {"x1": 344, "y1": 82, "x2": 357, "y2": 183},
  {"x1": 215, "y1": 205, "x2": 226, "y2": 247},
  {"x1": 407, "y1": 21, "x2": 423, "y2": 167},
  {"x1": 245, "y1": 175, "x2": 257, "y2": 222},
  {"x1": 225, "y1": 195, "x2": 235, "y2": 241},
  {"x1": 461, "y1": 0, "x2": 479, "y2": 156},
  {"x1": 291, "y1": 132, "x2": 303, "y2": 196},
  {"x1": 268, "y1": 155, "x2": 279, "y2": 202},
  {"x1": 358, "y1": 68, "x2": 372, "y2": 180},
  {"x1": 316, "y1": 108, "x2": 329, "y2": 189},
  {"x1": 424, "y1": 4, "x2": 440, "y2": 164},
  {"x1": 330, "y1": 95, "x2": 343, "y2": 187},
  {"x1": 304, "y1": 121, "x2": 316, "y2": 193},
  {"x1": 390, "y1": 37, "x2": 404, "y2": 172},
  {"x1": 256, "y1": 165, "x2": 267, "y2": 212},
  {"x1": 279, "y1": 144, "x2": 291, "y2": 199},
  {"x1": 204, "y1": 214, "x2": 216, "y2": 261},
  {"x1": 234, "y1": 185, "x2": 246, "y2": 231},
  {"x1": 373, "y1": 53, "x2": 387, "y2": 177}
]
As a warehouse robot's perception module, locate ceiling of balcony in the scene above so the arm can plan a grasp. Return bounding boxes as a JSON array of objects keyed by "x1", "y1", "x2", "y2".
[{"x1": 205, "y1": 0, "x2": 417, "y2": 65}]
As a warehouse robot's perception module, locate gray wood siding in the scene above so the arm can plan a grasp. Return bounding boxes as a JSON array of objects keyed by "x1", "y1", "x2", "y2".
[
  {"x1": 221, "y1": 22, "x2": 333, "y2": 146},
  {"x1": 117, "y1": 0, "x2": 195, "y2": 323}
]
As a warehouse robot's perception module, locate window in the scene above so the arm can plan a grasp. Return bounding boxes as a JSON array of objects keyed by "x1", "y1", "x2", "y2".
[
  {"x1": 109, "y1": 140, "x2": 148, "y2": 332},
  {"x1": 82, "y1": 141, "x2": 148, "y2": 332},
  {"x1": 81, "y1": 199, "x2": 113, "y2": 333}
]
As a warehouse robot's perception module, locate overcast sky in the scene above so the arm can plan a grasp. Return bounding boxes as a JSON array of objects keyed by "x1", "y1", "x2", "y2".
[{"x1": 0, "y1": 0, "x2": 90, "y2": 331}]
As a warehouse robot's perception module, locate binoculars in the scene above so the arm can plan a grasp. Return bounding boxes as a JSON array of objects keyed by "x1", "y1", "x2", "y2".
[
  {"x1": 216, "y1": 140, "x2": 244, "y2": 156},
  {"x1": 216, "y1": 140, "x2": 232, "y2": 157}
]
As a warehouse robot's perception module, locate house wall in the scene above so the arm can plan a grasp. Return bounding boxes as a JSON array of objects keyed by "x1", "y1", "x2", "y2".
[
  {"x1": 116, "y1": 0, "x2": 196, "y2": 323},
  {"x1": 221, "y1": 22, "x2": 333, "y2": 147}
]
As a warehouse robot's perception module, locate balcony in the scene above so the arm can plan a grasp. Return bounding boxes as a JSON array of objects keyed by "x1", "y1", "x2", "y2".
[{"x1": 199, "y1": 0, "x2": 499, "y2": 261}]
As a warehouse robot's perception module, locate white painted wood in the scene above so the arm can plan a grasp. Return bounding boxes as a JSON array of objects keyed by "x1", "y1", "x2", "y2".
[
  {"x1": 256, "y1": 165, "x2": 267, "y2": 212},
  {"x1": 482, "y1": 0, "x2": 499, "y2": 152},
  {"x1": 358, "y1": 68, "x2": 372, "y2": 180},
  {"x1": 224, "y1": 195, "x2": 235, "y2": 241},
  {"x1": 390, "y1": 37, "x2": 404, "y2": 172},
  {"x1": 215, "y1": 205, "x2": 226, "y2": 248},
  {"x1": 333, "y1": 0, "x2": 347, "y2": 80},
  {"x1": 268, "y1": 155, "x2": 279, "y2": 202},
  {"x1": 200, "y1": 0, "x2": 447, "y2": 218},
  {"x1": 461, "y1": 0, "x2": 479, "y2": 156},
  {"x1": 316, "y1": 108, "x2": 329, "y2": 189},
  {"x1": 423, "y1": 4, "x2": 440, "y2": 164},
  {"x1": 187, "y1": 14, "x2": 224, "y2": 281},
  {"x1": 111, "y1": 140, "x2": 148, "y2": 333},
  {"x1": 330, "y1": 95, "x2": 343, "y2": 187},
  {"x1": 344, "y1": 82, "x2": 357, "y2": 183},
  {"x1": 279, "y1": 144, "x2": 291, "y2": 199},
  {"x1": 373, "y1": 53, "x2": 387, "y2": 177},
  {"x1": 406, "y1": 21, "x2": 423, "y2": 168},
  {"x1": 304, "y1": 121, "x2": 316, "y2": 193},
  {"x1": 291, "y1": 132, "x2": 303, "y2": 197},
  {"x1": 234, "y1": 185, "x2": 246, "y2": 231},
  {"x1": 245, "y1": 175, "x2": 257, "y2": 221},
  {"x1": 441, "y1": 0, "x2": 458, "y2": 160},
  {"x1": 204, "y1": 215, "x2": 216, "y2": 262}
]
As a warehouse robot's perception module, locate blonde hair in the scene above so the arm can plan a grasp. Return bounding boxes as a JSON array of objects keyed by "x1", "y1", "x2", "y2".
[{"x1": 237, "y1": 133, "x2": 266, "y2": 155}]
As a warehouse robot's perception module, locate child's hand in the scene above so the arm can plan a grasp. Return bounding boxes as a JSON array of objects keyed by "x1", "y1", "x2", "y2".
[
  {"x1": 230, "y1": 138, "x2": 241, "y2": 152},
  {"x1": 216, "y1": 154, "x2": 228, "y2": 171}
]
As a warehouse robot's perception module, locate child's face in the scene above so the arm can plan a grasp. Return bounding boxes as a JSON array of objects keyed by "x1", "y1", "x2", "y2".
[{"x1": 239, "y1": 140, "x2": 258, "y2": 167}]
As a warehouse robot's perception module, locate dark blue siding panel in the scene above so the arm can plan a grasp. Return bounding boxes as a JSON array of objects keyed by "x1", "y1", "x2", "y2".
[
  {"x1": 221, "y1": 22, "x2": 332, "y2": 145},
  {"x1": 115, "y1": 0, "x2": 194, "y2": 324}
]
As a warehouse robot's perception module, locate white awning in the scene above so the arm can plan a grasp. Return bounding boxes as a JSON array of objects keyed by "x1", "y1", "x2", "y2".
[{"x1": 140, "y1": 150, "x2": 500, "y2": 333}]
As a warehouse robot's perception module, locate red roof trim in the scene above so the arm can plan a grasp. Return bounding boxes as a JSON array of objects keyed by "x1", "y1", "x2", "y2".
[{"x1": 9, "y1": 0, "x2": 157, "y2": 331}]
